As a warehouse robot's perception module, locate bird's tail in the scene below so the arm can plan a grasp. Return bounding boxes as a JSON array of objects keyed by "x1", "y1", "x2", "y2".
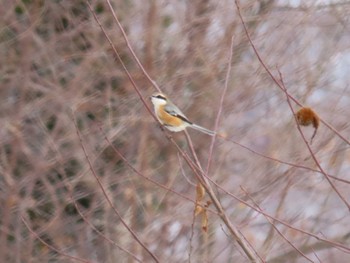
[{"x1": 190, "y1": 124, "x2": 216, "y2": 136}]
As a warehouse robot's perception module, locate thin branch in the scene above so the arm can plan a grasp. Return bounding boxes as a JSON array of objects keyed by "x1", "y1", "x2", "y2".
[
  {"x1": 21, "y1": 215, "x2": 91, "y2": 263},
  {"x1": 269, "y1": 237, "x2": 350, "y2": 263},
  {"x1": 206, "y1": 177, "x2": 350, "y2": 252},
  {"x1": 87, "y1": 1, "x2": 157, "y2": 121},
  {"x1": 100, "y1": 126, "x2": 217, "y2": 215},
  {"x1": 72, "y1": 113, "x2": 160, "y2": 263},
  {"x1": 183, "y1": 133, "x2": 263, "y2": 262},
  {"x1": 178, "y1": 153, "x2": 197, "y2": 186},
  {"x1": 105, "y1": 0, "x2": 161, "y2": 92},
  {"x1": 205, "y1": 35, "x2": 235, "y2": 174},
  {"x1": 241, "y1": 186, "x2": 314, "y2": 263},
  {"x1": 216, "y1": 134, "x2": 350, "y2": 184},
  {"x1": 184, "y1": 130, "x2": 205, "y2": 174},
  {"x1": 185, "y1": 134, "x2": 264, "y2": 261},
  {"x1": 72, "y1": 199, "x2": 143, "y2": 263}
]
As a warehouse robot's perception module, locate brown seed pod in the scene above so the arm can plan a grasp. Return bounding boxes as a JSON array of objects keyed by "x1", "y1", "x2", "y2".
[{"x1": 295, "y1": 107, "x2": 320, "y2": 143}]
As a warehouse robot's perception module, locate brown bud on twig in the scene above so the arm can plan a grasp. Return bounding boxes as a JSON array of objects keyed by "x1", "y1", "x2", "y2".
[{"x1": 295, "y1": 107, "x2": 320, "y2": 144}]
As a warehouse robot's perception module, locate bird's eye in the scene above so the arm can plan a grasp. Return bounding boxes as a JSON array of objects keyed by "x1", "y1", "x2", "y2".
[{"x1": 156, "y1": 95, "x2": 166, "y2": 100}]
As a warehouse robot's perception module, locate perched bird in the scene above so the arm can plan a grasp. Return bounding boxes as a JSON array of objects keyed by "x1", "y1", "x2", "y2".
[
  {"x1": 150, "y1": 92, "x2": 215, "y2": 136},
  {"x1": 295, "y1": 107, "x2": 319, "y2": 143}
]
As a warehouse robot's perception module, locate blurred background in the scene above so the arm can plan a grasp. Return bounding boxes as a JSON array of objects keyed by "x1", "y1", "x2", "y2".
[{"x1": 1, "y1": 0, "x2": 349, "y2": 262}]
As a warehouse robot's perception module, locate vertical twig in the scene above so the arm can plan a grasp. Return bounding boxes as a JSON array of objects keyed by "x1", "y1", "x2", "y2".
[{"x1": 205, "y1": 35, "x2": 235, "y2": 174}]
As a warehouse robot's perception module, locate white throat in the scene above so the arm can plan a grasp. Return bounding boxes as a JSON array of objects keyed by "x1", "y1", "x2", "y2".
[{"x1": 151, "y1": 97, "x2": 167, "y2": 107}]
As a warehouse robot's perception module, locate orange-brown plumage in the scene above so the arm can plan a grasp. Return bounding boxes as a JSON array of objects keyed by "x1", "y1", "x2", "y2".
[
  {"x1": 158, "y1": 105, "x2": 183, "y2": 127},
  {"x1": 295, "y1": 107, "x2": 319, "y2": 143},
  {"x1": 296, "y1": 107, "x2": 319, "y2": 129}
]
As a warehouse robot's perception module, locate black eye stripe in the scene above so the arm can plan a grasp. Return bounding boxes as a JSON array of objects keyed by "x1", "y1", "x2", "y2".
[{"x1": 152, "y1": 94, "x2": 166, "y2": 100}]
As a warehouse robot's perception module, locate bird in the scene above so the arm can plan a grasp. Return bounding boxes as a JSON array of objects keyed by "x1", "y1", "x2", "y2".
[{"x1": 150, "y1": 92, "x2": 215, "y2": 136}]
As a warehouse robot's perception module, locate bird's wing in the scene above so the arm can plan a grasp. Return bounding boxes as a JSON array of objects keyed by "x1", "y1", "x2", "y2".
[{"x1": 164, "y1": 104, "x2": 192, "y2": 124}]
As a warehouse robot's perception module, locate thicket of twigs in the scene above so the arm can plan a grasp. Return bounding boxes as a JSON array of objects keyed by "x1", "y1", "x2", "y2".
[{"x1": 1, "y1": 0, "x2": 350, "y2": 262}]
